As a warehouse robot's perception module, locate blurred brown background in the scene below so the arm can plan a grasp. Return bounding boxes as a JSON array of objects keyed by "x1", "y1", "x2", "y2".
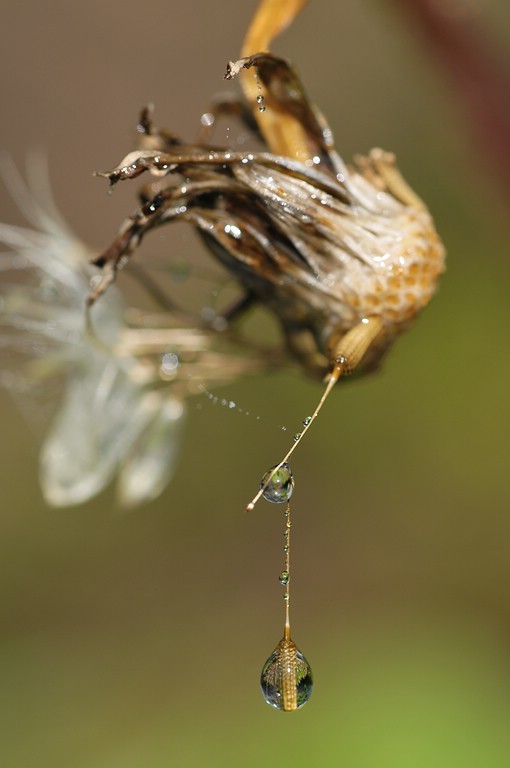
[{"x1": 1, "y1": 1, "x2": 509, "y2": 766}]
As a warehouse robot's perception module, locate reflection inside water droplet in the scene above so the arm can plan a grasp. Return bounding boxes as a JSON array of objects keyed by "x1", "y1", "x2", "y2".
[{"x1": 260, "y1": 636, "x2": 313, "y2": 711}]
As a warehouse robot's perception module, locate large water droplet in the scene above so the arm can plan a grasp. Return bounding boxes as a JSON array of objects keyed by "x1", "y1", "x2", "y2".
[
  {"x1": 279, "y1": 571, "x2": 289, "y2": 585},
  {"x1": 261, "y1": 463, "x2": 294, "y2": 503},
  {"x1": 260, "y1": 636, "x2": 313, "y2": 711}
]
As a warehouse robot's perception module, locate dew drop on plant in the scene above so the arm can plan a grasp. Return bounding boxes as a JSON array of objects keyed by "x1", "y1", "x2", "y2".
[
  {"x1": 200, "y1": 112, "x2": 215, "y2": 127},
  {"x1": 260, "y1": 636, "x2": 313, "y2": 711},
  {"x1": 160, "y1": 352, "x2": 179, "y2": 377},
  {"x1": 279, "y1": 571, "x2": 289, "y2": 585},
  {"x1": 261, "y1": 463, "x2": 294, "y2": 503}
]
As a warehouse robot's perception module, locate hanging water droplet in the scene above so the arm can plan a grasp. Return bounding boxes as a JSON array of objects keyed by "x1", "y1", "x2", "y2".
[
  {"x1": 303, "y1": 416, "x2": 312, "y2": 427},
  {"x1": 256, "y1": 94, "x2": 266, "y2": 112},
  {"x1": 279, "y1": 571, "x2": 289, "y2": 585},
  {"x1": 260, "y1": 636, "x2": 313, "y2": 711},
  {"x1": 261, "y1": 463, "x2": 294, "y2": 503}
]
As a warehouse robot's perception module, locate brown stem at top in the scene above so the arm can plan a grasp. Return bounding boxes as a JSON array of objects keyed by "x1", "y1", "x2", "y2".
[{"x1": 391, "y1": 0, "x2": 510, "y2": 197}]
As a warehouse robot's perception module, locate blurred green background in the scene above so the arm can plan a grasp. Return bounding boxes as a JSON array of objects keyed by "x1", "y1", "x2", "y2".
[{"x1": 1, "y1": 1, "x2": 509, "y2": 766}]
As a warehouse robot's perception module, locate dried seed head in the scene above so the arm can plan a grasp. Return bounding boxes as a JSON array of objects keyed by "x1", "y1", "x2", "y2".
[
  {"x1": 86, "y1": 0, "x2": 445, "y2": 512},
  {"x1": 92, "y1": 49, "x2": 444, "y2": 383}
]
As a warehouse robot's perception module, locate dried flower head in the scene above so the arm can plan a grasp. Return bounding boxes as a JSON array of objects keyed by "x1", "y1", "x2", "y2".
[
  {"x1": 1, "y1": 0, "x2": 445, "y2": 509},
  {"x1": 91, "y1": 0, "x2": 445, "y2": 385},
  {"x1": 87, "y1": 0, "x2": 445, "y2": 509}
]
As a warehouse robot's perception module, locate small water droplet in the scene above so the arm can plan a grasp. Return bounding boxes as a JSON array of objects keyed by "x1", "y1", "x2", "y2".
[
  {"x1": 279, "y1": 571, "x2": 289, "y2": 586},
  {"x1": 224, "y1": 223, "x2": 242, "y2": 239},
  {"x1": 201, "y1": 112, "x2": 215, "y2": 127},
  {"x1": 303, "y1": 416, "x2": 312, "y2": 427},
  {"x1": 261, "y1": 463, "x2": 294, "y2": 503},
  {"x1": 160, "y1": 352, "x2": 179, "y2": 376},
  {"x1": 261, "y1": 636, "x2": 313, "y2": 711},
  {"x1": 293, "y1": 433, "x2": 302, "y2": 442}
]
